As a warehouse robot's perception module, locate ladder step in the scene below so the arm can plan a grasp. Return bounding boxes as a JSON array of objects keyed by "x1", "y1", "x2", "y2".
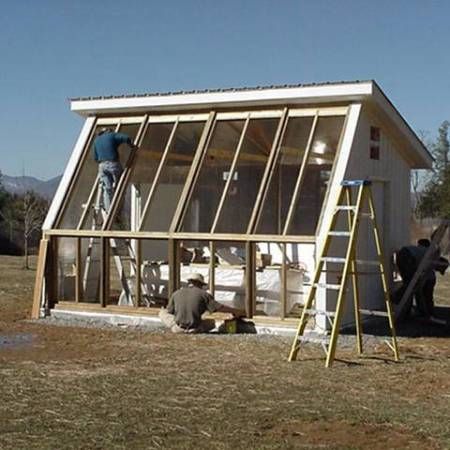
[
  {"x1": 321, "y1": 257, "x2": 346, "y2": 263},
  {"x1": 304, "y1": 308, "x2": 336, "y2": 317},
  {"x1": 355, "y1": 259, "x2": 380, "y2": 266},
  {"x1": 359, "y1": 309, "x2": 389, "y2": 318},
  {"x1": 328, "y1": 231, "x2": 351, "y2": 237},
  {"x1": 312, "y1": 283, "x2": 341, "y2": 290},
  {"x1": 300, "y1": 334, "x2": 331, "y2": 345},
  {"x1": 335, "y1": 206, "x2": 357, "y2": 211}
]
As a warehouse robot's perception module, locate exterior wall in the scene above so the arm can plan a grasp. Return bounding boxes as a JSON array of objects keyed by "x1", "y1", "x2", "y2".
[{"x1": 335, "y1": 106, "x2": 412, "y2": 326}]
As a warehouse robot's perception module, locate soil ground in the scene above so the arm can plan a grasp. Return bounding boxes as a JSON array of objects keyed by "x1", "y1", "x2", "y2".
[{"x1": 0, "y1": 255, "x2": 449, "y2": 450}]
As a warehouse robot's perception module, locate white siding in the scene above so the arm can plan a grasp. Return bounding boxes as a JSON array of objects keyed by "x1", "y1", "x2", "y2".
[{"x1": 334, "y1": 107, "x2": 411, "y2": 326}]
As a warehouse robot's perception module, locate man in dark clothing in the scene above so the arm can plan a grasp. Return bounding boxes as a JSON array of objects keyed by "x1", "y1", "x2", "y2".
[
  {"x1": 396, "y1": 239, "x2": 448, "y2": 318},
  {"x1": 93, "y1": 127, "x2": 134, "y2": 210},
  {"x1": 159, "y1": 273, "x2": 245, "y2": 333}
]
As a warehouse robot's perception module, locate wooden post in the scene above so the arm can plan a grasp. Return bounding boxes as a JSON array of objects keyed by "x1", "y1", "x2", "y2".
[
  {"x1": 75, "y1": 238, "x2": 82, "y2": 302},
  {"x1": 135, "y1": 239, "x2": 142, "y2": 308},
  {"x1": 31, "y1": 238, "x2": 49, "y2": 319},
  {"x1": 209, "y1": 241, "x2": 216, "y2": 296},
  {"x1": 281, "y1": 243, "x2": 287, "y2": 319},
  {"x1": 245, "y1": 242, "x2": 255, "y2": 318},
  {"x1": 168, "y1": 239, "x2": 180, "y2": 298},
  {"x1": 100, "y1": 237, "x2": 109, "y2": 307}
]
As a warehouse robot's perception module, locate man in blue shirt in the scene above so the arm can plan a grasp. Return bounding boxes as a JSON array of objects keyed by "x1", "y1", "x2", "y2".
[{"x1": 93, "y1": 127, "x2": 134, "y2": 210}]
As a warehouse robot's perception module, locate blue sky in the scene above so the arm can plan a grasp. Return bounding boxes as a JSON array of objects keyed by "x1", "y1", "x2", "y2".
[{"x1": 1, "y1": 0, "x2": 449, "y2": 179}]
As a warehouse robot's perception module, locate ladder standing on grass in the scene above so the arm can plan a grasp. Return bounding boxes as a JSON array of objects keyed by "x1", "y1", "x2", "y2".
[{"x1": 288, "y1": 180, "x2": 399, "y2": 368}]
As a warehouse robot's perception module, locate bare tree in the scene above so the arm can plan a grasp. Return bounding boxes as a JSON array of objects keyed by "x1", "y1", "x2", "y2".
[{"x1": 21, "y1": 191, "x2": 48, "y2": 269}]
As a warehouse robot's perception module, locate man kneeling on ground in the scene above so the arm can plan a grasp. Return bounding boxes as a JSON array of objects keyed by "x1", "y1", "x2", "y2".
[{"x1": 159, "y1": 273, "x2": 245, "y2": 333}]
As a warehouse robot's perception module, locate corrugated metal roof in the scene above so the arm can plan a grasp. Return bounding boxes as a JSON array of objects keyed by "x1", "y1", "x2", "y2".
[{"x1": 70, "y1": 79, "x2": 372, "y2": 102}]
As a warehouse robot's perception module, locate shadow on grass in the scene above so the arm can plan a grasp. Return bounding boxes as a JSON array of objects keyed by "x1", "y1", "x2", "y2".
[{"x1": 342, "y1": 305, "x2": 450, "y2": 339}]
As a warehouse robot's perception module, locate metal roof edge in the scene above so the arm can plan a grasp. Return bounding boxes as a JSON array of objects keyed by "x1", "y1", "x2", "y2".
[{"x1": 70, "y1": 80, "x2": 374, "y2": 116}]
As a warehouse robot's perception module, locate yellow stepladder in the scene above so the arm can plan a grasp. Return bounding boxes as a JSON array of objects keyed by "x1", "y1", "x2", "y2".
[{"x1": 288, "y1": 179, "x2": 399, "y2": 368}]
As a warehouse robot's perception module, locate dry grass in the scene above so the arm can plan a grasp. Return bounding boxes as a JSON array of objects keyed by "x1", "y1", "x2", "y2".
[{"x1": 0, "y1": 255, "x2": 449, "y2": 449}]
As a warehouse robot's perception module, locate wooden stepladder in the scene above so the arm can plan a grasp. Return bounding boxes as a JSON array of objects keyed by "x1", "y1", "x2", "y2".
[{"x1": 288, "y1": 180, "x2": 399, "y2": 367}]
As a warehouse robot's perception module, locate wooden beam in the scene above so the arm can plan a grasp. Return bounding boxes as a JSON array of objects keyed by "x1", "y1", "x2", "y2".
[
  {"x1": 31, "y1": 238, "x2": 49, "y2": 319},
  {"x1": 45, "y1": 228, "x2": 316, "y2": 244},
  {"x1": 135, "y1": 239, "x2": 142, "y2": 308},
  {"x1": 75, "y1": 238, "x2": 82, "y2": 302},
  {"x1": 245, "y1": 242, "x2": 255, "y2": 318}
]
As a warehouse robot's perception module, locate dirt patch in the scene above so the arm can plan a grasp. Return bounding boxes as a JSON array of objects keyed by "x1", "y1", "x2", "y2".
[{"x1": 269, "y1": 419, "x2": 441, "y2": 449}]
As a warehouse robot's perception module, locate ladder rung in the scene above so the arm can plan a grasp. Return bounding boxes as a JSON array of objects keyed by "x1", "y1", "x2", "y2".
[
  {"x1": 304, "y1": 308, "x2": 336, "y2": 317},
  {"x1": 335, "y1": 206, "x2": 356, "y2": 211},
  {"x1": 313, "y1": 283, "x2": 341, "y2": 290},
  {"x1": 328, "y1": 231, "x2": 351, "y2": 237},
  {"x1": 300, "y1": 334, "x2": 331, "y2": 345},
  {"x1": 321, "y1": 257, "x2": 346, "y2": 263},
  {"x1": 355, "y1": 259, "x2": 380, "y2": 266},
  {"x1": 359, "y1": 309, "x2": 389, "y2": 318}
]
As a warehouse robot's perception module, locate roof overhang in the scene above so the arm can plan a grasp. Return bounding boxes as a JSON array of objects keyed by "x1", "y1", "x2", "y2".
[{"x1": 70, "y1": 80, "x2": 432, "y2": 169}]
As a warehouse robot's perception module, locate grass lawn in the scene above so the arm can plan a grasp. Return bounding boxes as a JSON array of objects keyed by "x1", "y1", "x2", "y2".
[{"x1": 0, "y1": 255, "x2": 449, "y2": 449}]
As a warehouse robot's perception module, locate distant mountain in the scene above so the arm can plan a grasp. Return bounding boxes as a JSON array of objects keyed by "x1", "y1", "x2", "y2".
[{"x1": 1, "y1": 174, "x2": 61, "y2": 200}]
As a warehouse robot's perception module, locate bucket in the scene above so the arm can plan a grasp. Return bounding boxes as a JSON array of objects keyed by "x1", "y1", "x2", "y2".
[{"x1": 223, "y1": 318, "x2": 237, "y2": 334}]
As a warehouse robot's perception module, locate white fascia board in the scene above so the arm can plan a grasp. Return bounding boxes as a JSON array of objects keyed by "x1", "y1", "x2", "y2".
[
  {"x1": 42, "y1": 117, "x2": 95, "y2": 230},
  {"x1": 314, "y1": 103, "x2": 362, "y2": 331},
  {"x1": 371, "y1": 84, "x2": 433, "y2": 169},
  {"x1": 71, "y1": 82, "x2": 373, "y2": 116}
]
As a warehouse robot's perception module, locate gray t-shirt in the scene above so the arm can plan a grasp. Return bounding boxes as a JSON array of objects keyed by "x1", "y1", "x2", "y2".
[{"x1": 167, "y1": 286, "x2": 221, "y2": 329}]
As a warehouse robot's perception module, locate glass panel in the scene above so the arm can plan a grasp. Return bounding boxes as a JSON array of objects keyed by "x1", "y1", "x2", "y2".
[
  {"x1": 181, "y1": 120, "x2": 245, "y2": 232},
  {"x1": 58, "y1": 122, "x2": 141, "y2": 229},
  {"x1": 110, "y1": 122, "x2": 175, "y2": 230},
  {"x1": 140, "y1": 121, "x2": 206, "y2": 231},
  {"x1": 141, "y1": 239, "x2": 169, "y2": 307},
  {"x1": 58, "y1": 124, "x2": 109, "y2": 229},
  {"x1": 57, "y1": 238, "x2": 77, "y2": 301},
  {"x1": 214, "y1": 118, "x2": 279, "y2": 233},
  {"x1": 287, "y1": 116, "x2": 345, "y2": 235},
  {"x1": 255, "y1": 117, "x2": 314, "y2": 234}
]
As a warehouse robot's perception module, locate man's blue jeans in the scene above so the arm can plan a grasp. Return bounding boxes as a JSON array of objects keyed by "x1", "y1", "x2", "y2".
[{"x1": 98, "y1": 161, "x2": 123, "y2": 211}]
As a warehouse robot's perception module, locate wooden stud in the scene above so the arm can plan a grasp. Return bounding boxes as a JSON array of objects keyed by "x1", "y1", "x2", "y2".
[
  {"x1": 280, "y1": 243, "x2": 287, "y2": 319},
  {"x1": 245, "y1": 241, "x2": 255, "y2": 318},
  {"x1": 75, "y1": 238, "x2": 82, "y2": 303},
  {"x1": 209, "y1": 241, "x2": 216, "y2": 297},
  {"x1": 135, "y1": 239, "x2": 142, "y2": 308},
  {"x1": 168, "y1": 239, "x2": 178, "y2": 299}
]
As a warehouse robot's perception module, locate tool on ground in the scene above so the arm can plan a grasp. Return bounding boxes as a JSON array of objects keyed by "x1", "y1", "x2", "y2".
[{"x1": 288, "y1": 180, "x2": 399, "y2": 367}]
